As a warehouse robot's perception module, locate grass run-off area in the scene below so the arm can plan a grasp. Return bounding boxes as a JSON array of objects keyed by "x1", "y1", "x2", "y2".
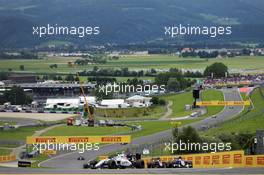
[
  {"x1": 161, "y1": 89, "x2": 224, "y2": 118},
  {"x1": 0, "y1": 89, "x2": 223, "y2": 149},
  {"x1": 94, "y1": 89, "x2": 223, "y2": 120},
  {"x1": 204, "y1": 87, "x2": 264, "y2": 136},
  {"x1": 0, "y1": 126, "x2": 46, "y2": 143},
  {"x1": 95, "y1": 105, "x2": 165, "y2": 120},
  {"x1": 201, "y1": 89, "x2": 224, "y2": 118},
  {"x1": 0, "y1": 55, "x2": 264, "y2": 73},
  {"x1": 42, "y1": 120, "x2": 199, "y2": 139},
  {"x1": 0, "y1": 121, "x2": 16, "y2": 126},
  {"x1": 0, "y1": 148, "x2": 12, "y2": 156},
  {"x1": 79, "y1": 76, "x2": 155, "y2": 83},
  {"x1": 161, "y1": 92, "x2": 193, "y2": 118},
  {"x1": 128, "y1": 120, "x2": 199, "y2": 139}
]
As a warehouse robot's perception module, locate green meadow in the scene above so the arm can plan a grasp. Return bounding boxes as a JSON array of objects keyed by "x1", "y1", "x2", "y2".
[{"x1": 0, "y1": 55, "x2": 263, "y2": 74}]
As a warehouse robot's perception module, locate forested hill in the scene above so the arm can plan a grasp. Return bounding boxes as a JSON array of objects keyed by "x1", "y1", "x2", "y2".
[{"x1": 0, "y1": 0, "x2": 264, "y2": 48}]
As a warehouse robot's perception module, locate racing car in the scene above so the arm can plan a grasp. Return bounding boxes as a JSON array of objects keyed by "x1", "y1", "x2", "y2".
[
  {"x1": 166, "y1": 157, "x2": 193, "y2": 168},
  {"x1": 146, "y1": 157, "x2": 167, "y2": 168},
  {"x1": 83, "y1": 153, "x2": 145, "y2": 169}
]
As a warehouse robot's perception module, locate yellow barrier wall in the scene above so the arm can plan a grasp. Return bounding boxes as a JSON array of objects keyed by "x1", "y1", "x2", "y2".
[
  {"x1": 181, "y1": 150, "x2": 245, "y2": 168},
  {"x1": 143, "y1": 150, "x2": 264, "y2": 168},
  {"x1": 26, "y1": 135, "x2": 131, "y2": 144},
  {"x1": 196, "y1": 101, "x2": 250, "y2": 106},
  {"x1": 245, "y1": 155, "x2": 264, "y2": 168},
  {"x1": 0, "y1": 155, "x2": 16, "y2": 163}
]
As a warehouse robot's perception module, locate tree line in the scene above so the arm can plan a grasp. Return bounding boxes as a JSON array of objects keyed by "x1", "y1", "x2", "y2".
[
  {"x1": 0, "y1": 51, "x2": 39, "y2": 59},
  {"x1": 0, "y1": 86, "x2": 32, "y2": 105},
  {"x1": 79, "y1": 67, "x2": 203, "y2": 78},
  {"x1": 172, "y1": 126, "x2": 255, "y2": 154}
]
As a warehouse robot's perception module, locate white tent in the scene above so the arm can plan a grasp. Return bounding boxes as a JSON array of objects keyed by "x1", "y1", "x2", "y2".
[
  {"x1": 100, "y1": 99, "x2": 128, "y2": 108},
  {"x1": 45, "y1": 98, "x2": 80, "y2": 109},
  {"x1": 79, "y1": 96, "x2": 96, "y2": 105},
  {"x1": 126, "y1": 95, "x2": 152, "y2": 107}
]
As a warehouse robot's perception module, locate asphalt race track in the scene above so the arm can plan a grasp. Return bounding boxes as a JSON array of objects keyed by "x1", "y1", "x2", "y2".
[
  {"x1": 1, "y1": 167, "x2": 264, "y2": 174},
  {"x1": 1, "y1": 88, "x2": 257, "y2": 174},
  {"x1": 39, "y1": 88, "x2": 243, "y2": 170}
]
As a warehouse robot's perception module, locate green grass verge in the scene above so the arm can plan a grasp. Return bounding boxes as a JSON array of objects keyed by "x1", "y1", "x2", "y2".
[
  {"x1": 0, "y1": 144, "x2": 20, "y2": 148},
  {"x1": 42, "y1": 119, "x2": 199, "y2": 140},
  {"x1": 0, "y1": 121, "x2": 16, "y2": 126},
  {"x1": 161, "y1": 92, "x2": 193, "y2": 118},
  {"x1": 161, "y1": 89, "x2": 224, "y2": 118},
  {"x1": 129, "y1": 119, "x2": 199, "y2": 139},
  {"x1": 204, "y1": 87, "x2": 264, "y2": 136},
  {"x1": 0, "y1": 126, "x2": 46, "y2": 142},
  {"x1": 0, "y1": 148, "x2": 12, "y2": 156},
  {"x1": 95, "y1": 105, "x2": 165, "y2": 119},
  {"x1": 31, "y1": 154, "x2": 50, "y2": 168}
]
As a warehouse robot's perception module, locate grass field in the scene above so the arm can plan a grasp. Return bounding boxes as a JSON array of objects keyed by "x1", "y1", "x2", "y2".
[
  {"x1": 0, "y1": 126, "x2": 45, "y2": 142},
  {"x1": 114, "y1": 55, "x2": 264, "y2": 70},
  {"x1": 204, "y1": 87, "x2": 264, "y2": 135},
  {"x1": 0, "y1": 55, "x2": 264, "y2": 74},
  {"x1": 80, "y1": 76, "x2": 155, "y2": 83},
  {"x1": 161, "y1": 92, "x2": 193, "y2": 118},
  {"x1": 0, "y1": 57, "x2": 79, "y2": 73},
  {"x1": 201, "y1": 89, "x2": 224, "y2": 118},
  {"x1": 128, "y1": 119, "x2": 199, "y2": 139},
  {"x1": 0, "y1": 121, "x2": 16, "y2": 126},
  {"x1": 106, "y1": 55, "x2": 264, "y2": 72},
  {"x1": 42, "y1": 121, "x2": 173, "y2": 138},
  {"x1": 161, "y1": 89, "x2": 224, "y2": 118},
  {"x1": 42, "y1": 119, "x2": 199, "y2": 140},
  {"x1": 0, "y1": 148, "x2": 12, "y2": 156},
  {"x1": 95, "y1": 105, "x2": 165, "y2": 119}
]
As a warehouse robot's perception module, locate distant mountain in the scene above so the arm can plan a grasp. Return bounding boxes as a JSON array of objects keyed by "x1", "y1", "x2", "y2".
[{"x1": 0, "y1": 0, "x2": 264, "y2": 48}]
